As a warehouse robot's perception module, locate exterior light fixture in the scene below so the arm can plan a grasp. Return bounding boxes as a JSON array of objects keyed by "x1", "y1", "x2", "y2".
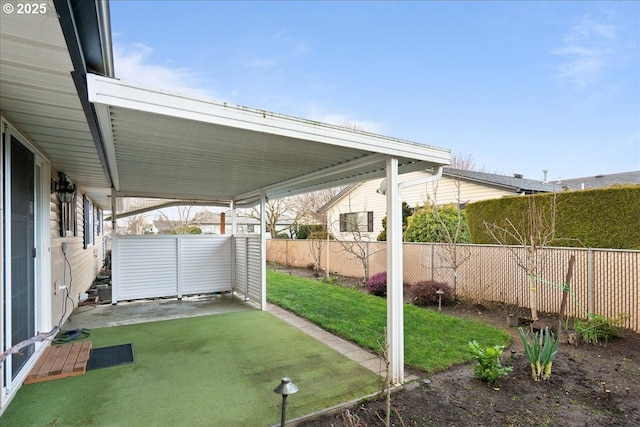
[
  {"x1": 273, "y1": 377, "x2": 298, "y2": 427},
  {"x1": 436, "y1": 289, "x2": 444, "y2": 311},
  {"x1": 56, "y1": 172, "x2": 75, "y2": 203}
]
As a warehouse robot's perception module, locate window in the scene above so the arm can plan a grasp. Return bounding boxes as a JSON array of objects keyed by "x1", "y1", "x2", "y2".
[
  {"x1": 96, "y1": 209, "x2": 103, "y2": 235},
  {"x1": 60, "y1": 194, "x2": 76, "y2": 237},
  {"x1": 83, "y1": 196, "x2": 94, "y2": 248},
  {"x1": 339, "y1": 211, "x2": 373, "y2": 233}
]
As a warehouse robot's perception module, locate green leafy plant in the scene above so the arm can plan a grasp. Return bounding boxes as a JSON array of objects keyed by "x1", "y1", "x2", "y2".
[
  {"x1": 468, "y1": 341, "x2": 512, "y2": 383},
  {"x1": 574, "y1": 312, "x2": 627, "y2": 345},
  {"x1": 518, "y1": 326, "x2": 560, "y2": 381}
]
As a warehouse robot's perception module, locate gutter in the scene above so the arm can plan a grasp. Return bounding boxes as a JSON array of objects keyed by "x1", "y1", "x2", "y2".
[{"x1": 54, "y1": 0, "x2": 117, "y2": 188}]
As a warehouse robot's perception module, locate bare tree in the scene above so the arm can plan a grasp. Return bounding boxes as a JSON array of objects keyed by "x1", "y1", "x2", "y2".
[
  {"x1": 124, "y1": 214, "x2": 148, "y2": 235},
  {"x1": 484, "y1": 194, "x2": 558, "y2": 320},
  {"x1": 156, "y1": 206, "x2": 198, "y2": 234},
  {"x1": 451, "y1": 152, "x2": 487, "y2": 172},
  {"x1": 249, "y1": 198, "x2": 296, "y2": 238},
  {"x1": 290, "y1": 187, "x2": 342, "y2": 226},
  {"x1": 329, "y1": 197, "x2": 384, "y2": 283},
  {"x1": 423, "y1": 179, "x2": 471, "y2": 294},
  {"x1": 289, "y1": 188, "x2": 342, "y2": 277}
]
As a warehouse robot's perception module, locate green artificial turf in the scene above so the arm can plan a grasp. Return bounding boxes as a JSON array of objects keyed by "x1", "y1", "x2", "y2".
[
  {"x1": 267, "y1": 269, "x2": 511, "y2": 372},
  {"x1": 1, "y1": 311, "x2": 379, "y2": 427}
]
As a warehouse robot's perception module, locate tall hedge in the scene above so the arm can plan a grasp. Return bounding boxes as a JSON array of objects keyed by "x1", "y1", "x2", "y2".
[{"x1": 466, "y1": 185, "x2": 640, "y2": 250}]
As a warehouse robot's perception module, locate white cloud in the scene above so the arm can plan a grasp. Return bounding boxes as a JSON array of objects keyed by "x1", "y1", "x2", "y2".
[
  {"x1": 113, "y1": 43, "x2": 216, "y2": 99},
  {"x1": 551, "y1": 13, "x2": 617, "y2": 88}
]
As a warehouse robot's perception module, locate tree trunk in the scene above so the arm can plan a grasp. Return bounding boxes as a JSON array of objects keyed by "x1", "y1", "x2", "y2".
[
  {"x1": 527, "y1": 245, "x2": 539, "y2": 320},
  {"x1": 528, "y1": 274, "x2": 539, "y2": 320}
]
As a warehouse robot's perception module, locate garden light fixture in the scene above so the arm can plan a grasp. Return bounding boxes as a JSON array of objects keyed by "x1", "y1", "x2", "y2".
[
  {"x1": 436, "y1": 289, "x2": 444, "y2": 311},
  {"x1": 274, "y1": 377, "x2": 298, "y2": 427}
]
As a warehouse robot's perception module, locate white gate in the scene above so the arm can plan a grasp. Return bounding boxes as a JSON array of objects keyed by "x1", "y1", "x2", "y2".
[{"x1": 113, "y1": 235, "x2": 232, "y2": 303}]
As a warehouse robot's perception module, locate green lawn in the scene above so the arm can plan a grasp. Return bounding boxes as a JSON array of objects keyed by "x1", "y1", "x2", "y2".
[{"x1": 267, "y1": 270, "x2": 511, "y2": 372}]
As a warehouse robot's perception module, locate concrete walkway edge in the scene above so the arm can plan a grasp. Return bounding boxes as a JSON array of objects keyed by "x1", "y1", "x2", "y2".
[{"x1": 268, "y1": 303, "x2": 416, "y2": 381}]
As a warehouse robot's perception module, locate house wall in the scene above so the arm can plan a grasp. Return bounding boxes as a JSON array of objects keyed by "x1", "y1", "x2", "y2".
[
  {"x1": 49, "y1": 177, "x2": 104, "y2": 329},
  {"x1": 326, "y1": 171, "x2": 514, "y2": 241}
]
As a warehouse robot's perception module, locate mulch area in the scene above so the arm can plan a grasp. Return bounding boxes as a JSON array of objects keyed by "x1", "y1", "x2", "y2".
[{"x1": 275, "y1": 265, "x2": 640, "y2": 427}]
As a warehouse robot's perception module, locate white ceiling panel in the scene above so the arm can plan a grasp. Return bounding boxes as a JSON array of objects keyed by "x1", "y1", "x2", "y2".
[
  {"x1": 88, "y1": 75, "x2": 450, "y2": 206},
  {"x1": 0, "y1": 1, "x2": 111, "y2": 206}
]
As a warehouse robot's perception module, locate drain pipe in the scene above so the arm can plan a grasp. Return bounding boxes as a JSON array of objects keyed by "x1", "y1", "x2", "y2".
[
  {"x1": 378, "y1": 166, "x2": 444, "y2": 196},
  {"x1": 398, "y1": 166, "x2": 444, "y2": 193}
]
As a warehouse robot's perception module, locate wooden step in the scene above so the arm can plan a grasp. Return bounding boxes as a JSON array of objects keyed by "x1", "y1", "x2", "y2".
[{"x1": 24, "y1": 341, "x2": 92, "y2": 384}]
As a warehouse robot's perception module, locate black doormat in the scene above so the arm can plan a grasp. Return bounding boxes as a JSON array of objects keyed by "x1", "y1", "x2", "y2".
[{"x1": 87, "y1": 343, "x2": 135, "y2": 371}]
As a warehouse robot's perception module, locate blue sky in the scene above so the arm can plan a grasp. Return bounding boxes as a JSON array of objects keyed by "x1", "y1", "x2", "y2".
[{"x1": 110, "y1": 1, "x2": 639, "y2": 182}]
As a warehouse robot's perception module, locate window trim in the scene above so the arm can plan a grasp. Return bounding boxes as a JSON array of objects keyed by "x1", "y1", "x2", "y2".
[
  {"x1": 60, "y1": 192, "x2": 77, "y2": 237},
  {"x1": 339, "y1": 211, "x2": 373, "y2": 233},
  {"x1": 83, "y1": 195, "x2": 94, "y2": 248}
]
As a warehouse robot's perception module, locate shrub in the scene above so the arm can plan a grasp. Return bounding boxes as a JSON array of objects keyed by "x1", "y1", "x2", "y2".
[
  {"x1": 404, "y1": 204, "x2": 470, "y2": 243},
  {"x1": 295, "y1": 224, "x2": 326, "y2": 239},
  {"x1": 365, "y1": 272, "x2": 387, "y2": 296},
  {"x1": 410, "y1": 280, "x2": 453, "y2": 306},
  {"x1": 172, "y1": 225, "x2": 202, "y2": 234},
  {"x1": 575, "y1": 312, "x2": 628, "y2": 345},
  {"x1": 468, "y1": 341, "x2": 512, "y2": 383}
]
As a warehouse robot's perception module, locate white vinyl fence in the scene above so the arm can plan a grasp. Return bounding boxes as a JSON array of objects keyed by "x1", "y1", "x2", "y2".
[
  {"x1": 233, "y1": 235, "x2": 263, "y2": 303},
  {"x1": 113, "y1": 235, "x2": 252, "y2": 303}
]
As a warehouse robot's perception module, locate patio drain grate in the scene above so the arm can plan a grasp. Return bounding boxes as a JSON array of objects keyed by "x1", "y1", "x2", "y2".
[{"x1": 86, "y1": 343, "x2": 135, "y2": 371}]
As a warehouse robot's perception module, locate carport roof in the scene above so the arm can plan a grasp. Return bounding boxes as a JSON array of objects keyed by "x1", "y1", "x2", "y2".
[{"x1": 88, "y1": 74, "x2": 450, "y2": 207}]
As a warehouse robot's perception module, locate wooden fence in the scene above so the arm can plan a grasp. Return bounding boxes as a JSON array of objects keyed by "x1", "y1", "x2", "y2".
[{"x1": 267, "y1": 240, "x2": 640, "y2": 333}]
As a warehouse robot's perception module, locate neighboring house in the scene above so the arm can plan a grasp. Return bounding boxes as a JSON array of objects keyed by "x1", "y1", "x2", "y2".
[
  {"x1": 150, "y1": 211, "x2": 294, "y2": 235},
  {"x1": 1, "y1": 1, "x2": 449, "y2": 408},
  {"x1": 559, "y1": 171, "x2": 640, "y2": 191},
  {"x1": 322, "y1": 168, "x2": 639, "y2": 241}
]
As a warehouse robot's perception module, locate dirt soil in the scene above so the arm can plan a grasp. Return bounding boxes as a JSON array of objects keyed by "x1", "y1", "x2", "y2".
[{"x1": 277, "y1": 266, "x2": 640, "y2": 427}]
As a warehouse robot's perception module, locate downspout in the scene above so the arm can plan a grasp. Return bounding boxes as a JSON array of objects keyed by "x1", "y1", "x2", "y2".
[
  {"x1": 96, "y1": 0, "x2": 115, "y2": 77},
  {"x1": 398, "y1": 166, "x2": 444, "y2": 193},
  {"x1": 110, "y1": 188, "x2": 118, "y2": 305}
]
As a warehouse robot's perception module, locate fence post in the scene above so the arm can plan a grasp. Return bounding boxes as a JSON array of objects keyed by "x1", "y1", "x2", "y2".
[
  {"x1": 430, "y1": 244, "x2": 434, "y2": 281},
  {"x1": 176, "y1": 236, "x2": 182, "y2": 300},
  {"x1": 587, "y1": 249, "x2": 594, "y2": 314},
  {"x1": 366, "y1": 241, "x2": 370, "y2": 280},
  {"x1": 285, "y1": 239, "x2": 289, "y2": 268},
  {"x1": 245, "y1": 237, "x2": 250, "y2": 298}
]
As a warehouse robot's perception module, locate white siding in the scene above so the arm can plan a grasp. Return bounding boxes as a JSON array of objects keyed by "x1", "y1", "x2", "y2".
[
  {"x1": 50, "y1": 186, "x2": 104, "y2": 326},
  {"x1": 326, "y1": 172, "x2": 514, "y2": 241}
]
